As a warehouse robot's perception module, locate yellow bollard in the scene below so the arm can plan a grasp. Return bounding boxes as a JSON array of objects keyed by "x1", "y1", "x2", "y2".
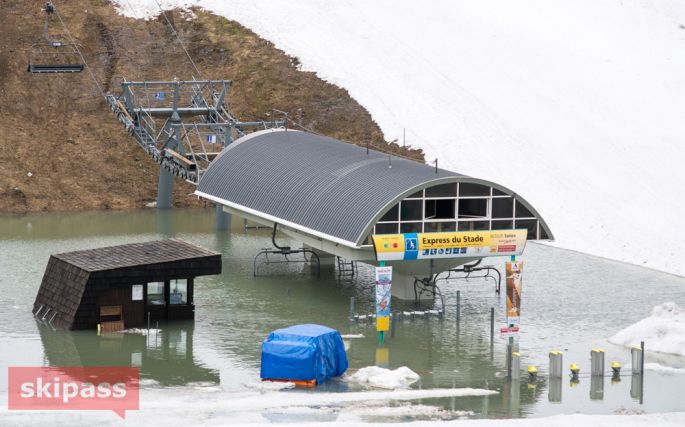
[{"x1": 527, "y1": 364, "x2": 538, "y2": 379}]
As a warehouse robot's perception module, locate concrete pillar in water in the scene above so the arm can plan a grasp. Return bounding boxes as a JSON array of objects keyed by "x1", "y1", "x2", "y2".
[
  {"x1": 549, "y1": 351, "x2": 563, "y2": 379},
  {"x1": 390, "y1": 272, "x2": 433, "y2": 301},
  {"x1": 511, "y1": 351, "x2": 521, "y2": 380},
  {"x1": 156, "y1": 167, "x2": 174, "y2": 209},
  {"x1": 591, "y1": 348, "x2": 605, "y2": 377},
  {"x1": 215, "y1": 204, "x2": 231, "y2": 230},
  {"x1": 302, "y1": 245, "x2": 336, "y2": 266},
  {"x1": 631, "y1": 346, "x2": 643, "y2": 375}
]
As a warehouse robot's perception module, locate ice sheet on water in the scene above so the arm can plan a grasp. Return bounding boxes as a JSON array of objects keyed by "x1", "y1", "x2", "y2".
[
  {"x1": 609, "y1": 302, "x2": 685, "y2": 357},
  {"x1": 347, "y1": 366, "x2": 420, "y2": 389},
  {"x1": 122, "y1": 328, "x2": 162, "y2": 336},
  {"x1": 243, "y1": 381, "x2": 295, "y2": 391}
]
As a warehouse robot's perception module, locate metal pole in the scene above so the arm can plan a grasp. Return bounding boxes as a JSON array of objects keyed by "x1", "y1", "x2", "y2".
[
  {"x1": 349, "y1": 296, "x2": 355, "y2": 322},
  {"x1": 391, "y1": 311, "x2": 396, "y2": 338},
  {"x1": 456, "y1": 290, "x2": 461, "y2": 322},
  {"x1": 490, "y1": 307, "x2": 494, "y2": 341},
  {"x1": 640, "y1": 341, "x2": 645, "y2": 404}
]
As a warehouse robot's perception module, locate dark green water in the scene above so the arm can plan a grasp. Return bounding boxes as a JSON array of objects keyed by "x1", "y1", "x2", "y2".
[{"x1": 0, "y1": 209, "x2": 684, "y2": 423}]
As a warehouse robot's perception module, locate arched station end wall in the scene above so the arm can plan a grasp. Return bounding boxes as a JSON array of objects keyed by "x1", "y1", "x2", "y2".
[
  {"x1": 359, "y1": 176, "x2": 554, "y2": 247},
  {"x1": 196, "y1": 129, "x2": 553, "y2": 250}
]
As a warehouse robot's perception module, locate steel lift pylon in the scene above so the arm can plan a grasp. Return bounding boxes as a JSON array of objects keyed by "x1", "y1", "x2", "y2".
[{"x1": 106, "y1": 79, "x2": 284, "y2": 228}]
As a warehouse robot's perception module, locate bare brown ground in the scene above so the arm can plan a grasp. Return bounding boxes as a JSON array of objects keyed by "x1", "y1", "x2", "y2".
[{"x1": 0, "y1": 0, "x2": 423, "y2": 213}]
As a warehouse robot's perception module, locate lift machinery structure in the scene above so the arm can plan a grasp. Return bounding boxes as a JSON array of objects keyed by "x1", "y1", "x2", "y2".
[{"x1": 106, "y1": 79, "x2": 284, "y2": 210}]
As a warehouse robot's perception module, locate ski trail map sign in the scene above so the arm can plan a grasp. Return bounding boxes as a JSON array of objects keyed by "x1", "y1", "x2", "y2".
[{"x1": 375, "y1": 266, "x2": 392, "y2": 332}]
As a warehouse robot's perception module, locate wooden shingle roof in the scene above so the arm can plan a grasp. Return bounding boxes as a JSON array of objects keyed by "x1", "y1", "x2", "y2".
[{"x1": 53, "y1": 239, "x2": 219, "y2": 272}]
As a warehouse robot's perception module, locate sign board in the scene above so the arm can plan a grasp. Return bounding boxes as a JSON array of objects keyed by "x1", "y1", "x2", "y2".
[
  {"x1": 500, "y1": 326, "x2": 520, "y2": 337},
  {"x1": 131, "y1": 284, "x2": 143, "y2": 301},
  {"x1": 372, "y1": 230, "x2": 527, "y2": 262},
  {"x1": 505, "y1": 260, "x2": 523, "y2": 326},
  {"x1": 375, "y1": 266, "x2": 392, "y2": 331}
]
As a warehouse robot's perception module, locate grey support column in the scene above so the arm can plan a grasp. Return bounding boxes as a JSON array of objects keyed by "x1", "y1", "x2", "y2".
[
  {"x1": 156, "y1": 167, "x2": 174, "y2": 209},
  {"x1": 215, "y1": 204, "x2": 231, "y2": 230}
]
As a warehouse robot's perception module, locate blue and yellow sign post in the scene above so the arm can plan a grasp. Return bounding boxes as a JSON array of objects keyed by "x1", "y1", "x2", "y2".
[{"x1": 375, "y1": 263, "x2": 392, "y2": 347}]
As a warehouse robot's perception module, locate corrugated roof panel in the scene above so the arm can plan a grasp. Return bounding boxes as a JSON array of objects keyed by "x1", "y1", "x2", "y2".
[{"x1": 197, "y1": 130, "x2": 462, "y2": 244}]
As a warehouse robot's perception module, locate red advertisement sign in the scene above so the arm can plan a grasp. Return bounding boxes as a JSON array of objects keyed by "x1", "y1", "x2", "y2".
[{"x1": 8, "y1": 367, "x2": 139, "y2": 419}]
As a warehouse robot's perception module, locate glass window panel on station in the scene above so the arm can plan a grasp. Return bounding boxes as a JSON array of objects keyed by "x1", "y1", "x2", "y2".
[
  {"x1": 147, "y1": 282, "x2": 165, "y2": 306},
  {"x1": 406, "y1": 189, "x2": 423, "y2": 199},
  {"x1": 458, "y1": 198, "x2": 488, "y2": 219},
  {"x1": 424, "y1": 222, "x2": 457, "y2": 232},
  {"x1": 492, "y1": 188, "x2": 509, "y2": 196},
  {"x1": 491, "y1": 220, "x2": 514, "y2": 230},
  {"x1": 375, "y1": 223, "x2": 399, "y2": 235},
  {"x1": 400, "y1": 222, "x2": 422, "y2": 233},
  {"x1": 515, "y1": 219, "x2": 538, "y2": 240},
  {"x1": 379, "y1": 204, "x2": 399, "y2": 222},
  {"x1": 400, "y1": 200, "x2": 423, "y2": 221},
  {"x1": 170, "y1": 279, "x2": 188, "y2": 305},
  {"x1": 539, "y1": 225, "x2": 550, "y2": 240},
  {"x1": 458, "y1": 221, "x2": 490, "y2": 231},
  {"x1": 515, "y1": 200, "x2": 535, "y2": 218},
  {"x1": 459, "y1": 182, "x2": 491, "y2": 197},
  {"x1": 425, "y1": 183, "x2": 457, "y2": 197},
  {"x1": 491, "y1": 197, "x2": 513, "y2": 218},
  {"x1": 425, "y1": 199, "x2": 455, "y2": 220}
]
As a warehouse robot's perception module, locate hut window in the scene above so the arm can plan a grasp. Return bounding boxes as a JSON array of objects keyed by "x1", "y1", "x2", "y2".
[
  {"x1": 147, "y1": 282, "x2": 165, "y2": 306},
  {"x1": 170, "y1": 279, "x2": 188, "y2": 305}
]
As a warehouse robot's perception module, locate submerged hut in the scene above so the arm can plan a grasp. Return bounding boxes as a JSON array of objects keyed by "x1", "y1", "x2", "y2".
[{"x1": 32, "y1": 239, "x2": 221, "y2": 330}]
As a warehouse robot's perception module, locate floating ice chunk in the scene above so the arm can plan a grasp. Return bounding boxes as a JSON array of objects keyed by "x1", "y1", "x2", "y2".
[
  {"x1": 644, "y1": 363, "x2": 685, "y2": 375},
  {"x1": 348, "y1": 366, "x2": 420, "y2": 389},
  {"x1": 122, "y1": 328, "x2": 162, "y2": 336},
  {"x1": 609, "y1": 302, "x2": 685, "y2": 357},
  {"x1": 244, "y1": 381, "x2": 295, "y2": 391}
]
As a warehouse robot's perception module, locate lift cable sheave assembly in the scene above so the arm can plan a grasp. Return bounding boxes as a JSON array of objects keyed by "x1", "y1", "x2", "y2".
[{"x1": 27, "y1": 2, "x2": 85, "y2": 74}]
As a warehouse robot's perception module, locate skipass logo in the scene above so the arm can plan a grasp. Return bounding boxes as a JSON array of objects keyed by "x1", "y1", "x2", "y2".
[{"x1": 8, "y1": 366, "x2": 139, "y2": 418}]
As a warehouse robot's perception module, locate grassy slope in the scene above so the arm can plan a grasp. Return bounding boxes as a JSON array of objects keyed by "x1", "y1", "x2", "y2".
[{"x1": 0, "y1": 0, "x2": 422, "y2": 213}]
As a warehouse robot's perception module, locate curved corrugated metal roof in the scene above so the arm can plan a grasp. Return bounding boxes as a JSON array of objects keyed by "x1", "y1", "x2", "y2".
[{"x1": 196, "y1": 129, "x2": 552, "y2": 247}]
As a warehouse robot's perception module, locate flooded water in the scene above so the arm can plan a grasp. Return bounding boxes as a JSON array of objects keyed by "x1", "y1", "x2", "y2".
[{"x1": 1, "y1": 208, "x2": 684, "y2": 423}]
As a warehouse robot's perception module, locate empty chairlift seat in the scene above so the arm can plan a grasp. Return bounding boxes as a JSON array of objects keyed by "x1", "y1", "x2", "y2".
[
  {"x1": 261, "y1": 324, "x2": 348, "y2": 387},
  {"x1": 27, "y1": 42, "x2": 85, "y2": 74}
]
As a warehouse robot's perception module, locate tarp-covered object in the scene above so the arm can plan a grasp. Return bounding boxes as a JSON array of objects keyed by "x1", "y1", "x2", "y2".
[{"x1": 261, "y1": 324, "x2": 348, "y2": 384}]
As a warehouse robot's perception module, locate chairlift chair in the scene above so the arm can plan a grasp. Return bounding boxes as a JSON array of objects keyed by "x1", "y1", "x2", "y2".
[{"x1": 27, "y1": 2, "x2": 84, "y2": 74}]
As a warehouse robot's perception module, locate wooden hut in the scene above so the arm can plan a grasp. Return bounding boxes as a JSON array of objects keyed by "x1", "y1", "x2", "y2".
[{"x1": 32, "y1": 239, "x2": 221, "y2": 330}]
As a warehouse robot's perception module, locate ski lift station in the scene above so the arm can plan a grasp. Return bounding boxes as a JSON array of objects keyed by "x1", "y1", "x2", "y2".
[{"x1": 196, "y1": 129, "x2": 553, "y2": 300}]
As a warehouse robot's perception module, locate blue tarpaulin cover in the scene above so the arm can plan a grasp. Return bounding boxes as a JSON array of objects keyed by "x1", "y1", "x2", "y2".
[{"x1": 260, "y1": 324, "x2": 348, "y2": 384}]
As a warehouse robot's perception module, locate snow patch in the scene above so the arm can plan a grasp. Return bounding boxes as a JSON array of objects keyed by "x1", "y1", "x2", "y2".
[
  {"x1": 348, "y1": 366, "x2": 420, "y2": 389},
  {"x1": 644, "y1": 363, "x2": 685, "y2": 375},
  {"x1": 110, "y1": 0, "x2": 685, "y2": 276},
  {"x1": 609, "y1": 303, "x2": 685, "y2": 357}
]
